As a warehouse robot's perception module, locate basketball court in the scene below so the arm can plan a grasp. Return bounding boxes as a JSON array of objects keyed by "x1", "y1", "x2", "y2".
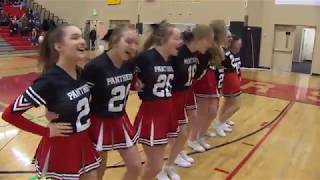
[{"x1": 0, "y1": 55, "x2": 319, "y2": 180}]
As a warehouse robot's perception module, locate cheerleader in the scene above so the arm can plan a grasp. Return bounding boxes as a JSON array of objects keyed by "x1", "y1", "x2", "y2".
[
  {"x1": 82, "y1": 25, "x2": 142, "y2": 180},
  {"x1": 133, "y1": 20, "x2": 182, "y2": 180},
  {"x1": 2, "y1": 25, "x2": 101, "y2": 180},
  {"x1": 158, "y1": 24, "x2": 213, "y2": 180}
]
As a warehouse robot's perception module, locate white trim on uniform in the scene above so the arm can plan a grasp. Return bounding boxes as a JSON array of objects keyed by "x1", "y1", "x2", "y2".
[
  {"x1": 93, "y1": 131, "x2": 139, "y2": 151},
  {"x1": 150, "y1": 120, "x2": 155, "y2": 146},
  {"x1": 13, "y1": 95, "x2": 32, "y2": 111},
  {"x1": 222, "y1": 91, "x2": 242, "y2": 97},
  {"x1": 94, "y1": 118, "x2": 139, "y2": 151},
  {"x1": 27, "y1": 87, "x2": 46, "y2": 105},
  {"x1": 96, "y1": 123, "x2": 104, "y2": 151},
  {"x1": 185, "y1": 105, "x2": 197, "y2": 110},
  {"x1": 167, "y1": 132, "x2": 178, "y2": 138},
  {"x1": 138, "y1": 138, "x2": 169, "y2": 146},
  {"x1": 195, "y1": 93, "x2": 220, "y2": 98},
  {"x1": 87, "y1": 82, "x2": 95, "y2": 88},
  {"x1": 35, "y1": 157, "x2": 101, "y2": 180},
  {"x1": 178, "y1": 119, "x2": 188, "y2": 125}
]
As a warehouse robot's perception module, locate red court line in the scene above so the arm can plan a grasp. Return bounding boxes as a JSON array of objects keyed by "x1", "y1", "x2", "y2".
[
  {"x1": 242, "y1": 142, "x2": 254, "y2": 147},
  {"x1": 225, "y1": 102, "x2": 294, "y2": 180},
  {"x1": 214, "y1": 168, "x2": 230, "y2": 174}
]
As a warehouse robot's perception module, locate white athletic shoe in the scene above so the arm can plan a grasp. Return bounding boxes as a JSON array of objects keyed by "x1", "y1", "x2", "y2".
[
  {"x1": 223, "y1": 123, "x2": 233, "y2": 132},
  {"x1": 206, "y1": 131, "x2": 217, "y2": 137},
  {"x1": 188, "y1": 140, "x2": 206, "y2": 152},
  {"x1": 174, "y1": 154, "x2": 192, "y2": 168},
  {"x1": 165, "y1": 166, "x2": 181, "y2": 180},
  {"x1": 156, "y1": 168, "x2": 170, "y2": 180},
  {"x1": 180, "y1": 151, "x2": 194, "y2": 163},
  {"x1": 226, "y1": 120, "x2": 235, "y2": 126},
  {"x1": 198, "y1": 137, "x2": 211, "y2": 149},
  {"x1": 215, "y1": 124, "x2": 227, "y2": 137}
]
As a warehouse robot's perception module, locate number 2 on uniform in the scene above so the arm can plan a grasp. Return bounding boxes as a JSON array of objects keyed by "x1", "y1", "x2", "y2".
[
  {"x1": 218, "y1": 73, "x2": 224, "y2": 89},
  {"x1": 109, "y1": 84, "x2": 131, "y2": 112},
  {"x1": 76, "y1": 97, "x2": 90, "y2": 132},
  {"x1": 153, "y1": 74, "x2": 174, "y2": 97}
]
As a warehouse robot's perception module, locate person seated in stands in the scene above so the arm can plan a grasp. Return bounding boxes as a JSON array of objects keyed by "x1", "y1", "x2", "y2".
[
  {"x1": 33, "y1": 16, "x2": 41, "y2": 30},
  {"x1": 8, "y1": 0, "x2": 15, "y2": 5},
  {"x1": 13, "y1": 0, "x2": 21, "y2": 7},
  {"x1": 0, "y1": 9, "x2": 9, "y2": 26},
  {"x1": 21, "y1": 18, "x2": 30, "y2": 35},
  {"x1": 20, "y1": 0, "x2": 25, "y2": 9},
  {"x1": 26, "y1": 8, "x2": 33, "y2": 20},
  {"x1": 19, "y1": 14, "x2": 28, "y2": 34},
  {"x1": 9, "y1": 19, "x2": 18, "y2": 35},
  {"x1": 16, "y1": 18, "x2": 22, "y2": 34}
]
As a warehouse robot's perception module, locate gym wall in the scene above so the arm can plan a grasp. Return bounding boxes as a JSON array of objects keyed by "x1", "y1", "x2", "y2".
[
  {"x1": 247, "y1": 0, "x2": 320, "y2": 74},
  {"x1": 35, "y1": 0, "x2": 320, "y2": 74}
]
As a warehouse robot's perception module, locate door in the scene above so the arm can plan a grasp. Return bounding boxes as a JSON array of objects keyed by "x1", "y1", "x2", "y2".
[
  {"x1": 242, "y1": 26, "x2": 262, "y2": 68},
  {"x1": 301, "y1": 27, "x2": 315, "y2": 61},
  {"x1": 84, "y1": 20, "x2": 98, "y2": 49},
  {"x1": 272, "y1": 25, "x2": 296, "y2": 72}
]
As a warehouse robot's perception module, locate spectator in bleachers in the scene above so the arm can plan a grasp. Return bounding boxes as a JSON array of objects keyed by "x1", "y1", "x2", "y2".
[
  {"x1": 30, "y1": 27, "x2": 37, "y2": 46},
  {"x1": 0, "y1": 9, "x2": 9, "y2": 26},
  {"x1": 20, "y1": 15, "x2": 30, "y2": 35},
  {"x1": 42, "y1": 19, "x2": 49, "y2": 31},
  {"x1": 9, "y1": 18, "x2": 18, "y2": 35},
  {"x1": 20, "y1": 0, "x2": 25, "y2": 9},
  {"x1": 32, "y1": 16, "x2": 41, "y2": 29},
  {"x1": 13, "y1": 0, "x2": 20, "y2": 7},
  {"x1": 16, "y1": 17, "x2": 21, "y2": 33},
  {"x1": 26, "y1": 8, "x2": 33, "y2": 19}
]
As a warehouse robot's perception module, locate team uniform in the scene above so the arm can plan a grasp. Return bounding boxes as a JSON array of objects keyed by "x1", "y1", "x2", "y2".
[
  {"x1": 221, "y1": 50, "x2": 242, "y2": 97},
  {"x1": 82, "y1": 52, "x2": 138, "y2": 151},
  {"x1": 134, "y1": 48, "x2": 178, "y2": 146},
  {"x1": 172, "y1": 44, "x2": 198, "y2": 125},
  {"x1": 2, "y1": 65, "x2": 101, "y2": 180},
  {"x1": 193, "y1": 50, "x2": 223, "y2": 98}
]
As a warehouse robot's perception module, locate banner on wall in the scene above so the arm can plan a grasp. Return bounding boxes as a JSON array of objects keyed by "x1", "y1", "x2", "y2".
[{"x1": 106, "y1": 0, "x2": 121, "y2": 5}]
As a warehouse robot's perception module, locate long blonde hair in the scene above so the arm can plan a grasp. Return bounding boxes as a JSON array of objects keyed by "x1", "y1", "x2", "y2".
[
  {"x1": 142, "y1": 20, "x2": 175, "y2": 51},
  {"x1": 208, "y1": 20, "x2": 227, "y2": 67}
]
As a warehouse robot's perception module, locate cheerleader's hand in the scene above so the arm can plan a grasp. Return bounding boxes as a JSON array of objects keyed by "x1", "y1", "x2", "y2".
[
  {"x1": 45, "y1": 110, "x2": 59, "y2": 121},
  {"x1": 48, "y1": 122, "x2": 73, "y2": 137}
]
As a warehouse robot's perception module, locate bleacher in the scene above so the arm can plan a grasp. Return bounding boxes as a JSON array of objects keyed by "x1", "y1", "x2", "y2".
[{"x1": 0, "y1": 0, "x2": 66, "y2": 54}]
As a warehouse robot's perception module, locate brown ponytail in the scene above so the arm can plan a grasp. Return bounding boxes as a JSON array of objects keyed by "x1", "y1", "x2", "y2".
[
  {"x1": 102, "y1": 24, "x2": 133, "y2": 49},
  {"x1": 39, "y1": 24, "x2": 71, "y2": 73},
  {"x1": 142, "y1": 20, "x2": 175, "y2": 51}
]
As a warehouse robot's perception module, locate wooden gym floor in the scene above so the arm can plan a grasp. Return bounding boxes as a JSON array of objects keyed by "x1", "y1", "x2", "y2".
[{"x1": 0, "y1": 55, "x2": 320, "y2": 180}]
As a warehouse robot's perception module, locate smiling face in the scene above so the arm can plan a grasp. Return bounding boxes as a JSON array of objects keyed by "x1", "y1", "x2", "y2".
[
  {"x1": 55, "y1": 25, "x2": 86, "y2": 62},
  {"x1": 112, "y1": 29, "x2": 139, "y2": 61}
]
